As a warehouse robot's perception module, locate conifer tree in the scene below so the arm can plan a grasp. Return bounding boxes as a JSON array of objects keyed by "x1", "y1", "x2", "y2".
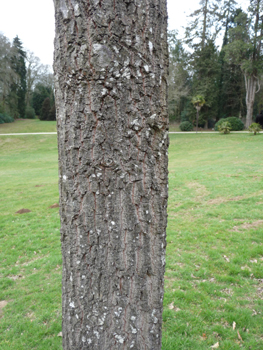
[{"x1": 11, "y1": 36, "x2": 27, "y2": 118}]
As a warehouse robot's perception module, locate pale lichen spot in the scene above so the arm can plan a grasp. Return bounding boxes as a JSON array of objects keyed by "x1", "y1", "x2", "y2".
[
  {"x1": 74, "y1": 3, "x2": 80, "y2": 16},
  {"x1": 94, "y1": 330, "x2": 100, "y2": 339},
  {"x1": 161, "y1": 255, "x2": 166, "y2": 266},
  {"x1": 115, "y1": 334, "x2": 124, "y2": 344},
  {"x1": 101, "y1": 88, "x2": 107, "y2": 96},
  {"x1": 69, "y1": 302, "x2": 75, "y2": 308},
  {"x1": 131, "y1": 325, "x2": 137, "y2": 334}
]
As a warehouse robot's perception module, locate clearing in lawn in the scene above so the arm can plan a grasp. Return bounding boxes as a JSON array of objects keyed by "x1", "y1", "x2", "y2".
[{"x1": 0, "y1": 124, "x2": 262, "y2": 349}]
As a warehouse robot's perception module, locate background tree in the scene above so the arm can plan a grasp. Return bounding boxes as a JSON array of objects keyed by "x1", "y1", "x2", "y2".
[
  {"x1": 191, "y1": 40, "x2": 220, "y2": 127},
  {"x1": 40, "y1": 97, "x2": 51, "y2": 120},
  {"x1": 11, "y1": 36, "x2": 27, "y2": 118},
  {"x1": 0, "y1": 34, "x2": 18, "y2": 115},
  {"x1": 185, "y1": 0, "x2": 222, "y2": 50},
  {"x1": 168, "y1": 30, "x2": 190, "y2": 122},
  {"x1": 39, "y1": 96, "x2": 56, "y2": 121},
  {"x1": 192, "y1": 94, "x2": 206, "y2": 132},
  {"x1": 224, "y1": 2, "x2": 263, "y2": 128},
  {"x1": 32, "y1": 82, "x2": 54, "y2": 117},
  {"x1": 25, "y1": 51, "x2": 53, "y2": 107},
  {"x1": 217, "y1": 3, "x2": 246, "y2": 120},
  {"x1": 53, "y1": 0, "x2": 169, "y2": 349},
  {"x1": 184, "y1": 0, "x2": 223, "y2": 128}
]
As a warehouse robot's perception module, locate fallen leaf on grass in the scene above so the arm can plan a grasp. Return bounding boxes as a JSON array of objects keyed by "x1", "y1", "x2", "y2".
[
  {"x1": 221, "y1": 288, "x2": 233, "y2": 295},
  {"x1": 223, "y1": 255, "x2": 230, "y2": 262},
  {"x1": 250, "y1": 259, "x2": 257, "y2": 263},
  {"x1": 49, "y1": 203, "x2": 59, "y2": 209},
  {"x1": 168, "y1": 302, "x2": 174, "y2": 310},
  {"x1": 211, "y1": 342, "x2": 219, "y2": 348},
  {"x1": 233, "y1": 321, "x2": 236, "y2": 330},
  {"x1": 252, "y1": 309, "x2": 261, "y2": 316},
  {"x1": 57, "y1": 332, "x2": 62, "y2": 337},
  {"x1": 201, "y1": 333, "x2": 207, "y2": 340},
  {"x1": 241, "y1": 265, "x2": 251, "y2": 271},
  {"x1": 168, "y1": 302, "x2": 181, "y2": 312},
  {"x1": 237, "y1": 330, "x2": 243, "y2": 342}
]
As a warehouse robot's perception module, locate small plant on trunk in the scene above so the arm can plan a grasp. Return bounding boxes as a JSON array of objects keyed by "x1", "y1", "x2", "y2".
[
  {"x1": 191, "y1": 95, "x2": 205, "y2": 133},
  {"x1": 248, "y1": 122, "x2": 262, "y2": 135},
  {"x1": 218, "y1": 121, "x2": 231, "y2": 134}
]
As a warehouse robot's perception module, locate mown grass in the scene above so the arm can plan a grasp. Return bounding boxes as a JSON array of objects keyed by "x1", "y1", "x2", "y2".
[
  {"x1": 0, "y1": 119, "x2": 57, "y2": 133},
  {"x1": 0, "y1": 122, "x2": 263, "y2": 349},
  {"x1": 163, "y1": 133, "x2": 263, "y2": 350}
]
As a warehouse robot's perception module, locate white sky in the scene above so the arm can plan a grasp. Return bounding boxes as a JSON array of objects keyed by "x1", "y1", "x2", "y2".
[{"x1": 0, "y1": 0, "x2": 250, "y2": 68}]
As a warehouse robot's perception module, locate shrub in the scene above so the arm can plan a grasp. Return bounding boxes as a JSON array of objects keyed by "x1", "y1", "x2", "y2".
[
  {"x1": 25, "y1": 106, "x2": 36, "y2": 119},
  {"x1": 0, "y1": 113, "x2": 14, "y2": 124},
  {"x1": 179, "y1": 121, "x2": 194, "y2": 131},
  {"x1": 226, "y1": 117, "x2": 244, "y2": 131},
  {"x1": 218, "y1": 121, "x2": 231, "y2": 134},
  {"x1": 248, "y1": 123, "x2": 262, "y2": 135},
  {"x1": 215, "y1": 117, "x2": 244, "y2": 131}
]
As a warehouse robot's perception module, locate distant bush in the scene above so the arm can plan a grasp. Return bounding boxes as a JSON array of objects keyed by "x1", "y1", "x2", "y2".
[
  {"x1": 179, "y1": 121, "x2": 194, "y2": 131},
  {"x1": 226, "y1": 117, "x2": 244, "y2": 131},
  {"x1": 25, "y1": 106, "x2": 36, "y2": 119},
  {"x1": 0, "y1": 113, "x2": 14, "y2": 124},
  {"x1": 215, "y1": 117, "x2": 244, "y2": 131}
]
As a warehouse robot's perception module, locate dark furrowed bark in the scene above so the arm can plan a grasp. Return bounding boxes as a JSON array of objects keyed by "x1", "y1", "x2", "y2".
[{"x1": 53, "y1": 0, "x2": 169, "y2": 349}]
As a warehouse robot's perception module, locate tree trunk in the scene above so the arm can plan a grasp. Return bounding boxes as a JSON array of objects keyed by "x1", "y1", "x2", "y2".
[
  {"x1": 53, "y1": 1, "x2": 169, "y2": 349},
  {"x1": 201, "y1": 0, "x2": 208, "y2": 49},
  {"x1": 196, "y1": 108, "x2": 200, "y2": 133},
  {"x1": 244, "y1": 74, "x2": 257, "y2": 129}
]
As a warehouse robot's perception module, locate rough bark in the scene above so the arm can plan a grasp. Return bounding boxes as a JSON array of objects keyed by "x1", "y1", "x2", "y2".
[{"x1": 53, "y1": 1, "x2": 169, "y2": 349}]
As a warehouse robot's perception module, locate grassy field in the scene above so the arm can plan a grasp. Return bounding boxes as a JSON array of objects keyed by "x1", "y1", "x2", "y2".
[
  {"x1": 0, "y1": 121, "x2": 263, "y2": 349},
  {"x1": 0, "y1": 119, "x2": 57, "y2": 134}
]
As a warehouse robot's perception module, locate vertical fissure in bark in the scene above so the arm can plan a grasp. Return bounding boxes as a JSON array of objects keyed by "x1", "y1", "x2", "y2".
[{"x1": 54, "y1": 0, "x2": 169, "y2": 349}]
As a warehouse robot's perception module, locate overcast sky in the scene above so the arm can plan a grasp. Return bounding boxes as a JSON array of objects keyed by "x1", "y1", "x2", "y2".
[{"x1": 0, "y1": 0, "x2": 250, "y2": 68}]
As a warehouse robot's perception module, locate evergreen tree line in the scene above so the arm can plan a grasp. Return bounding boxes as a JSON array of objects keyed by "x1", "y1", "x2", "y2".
[
  {"x1": 0, "y1": 34, "x2": 56, "y2": 121},
  {"x1": 168, "y1": 0, "x2": 263, "y2": 129}
]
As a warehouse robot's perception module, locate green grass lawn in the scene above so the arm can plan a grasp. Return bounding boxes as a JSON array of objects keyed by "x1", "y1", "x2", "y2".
[
  {"x1": 0, "y1": 122, "x2": 263, "y2": 349},
  {"x1": 0, "y1": 119, "x2": 57, "y2": 134}
]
